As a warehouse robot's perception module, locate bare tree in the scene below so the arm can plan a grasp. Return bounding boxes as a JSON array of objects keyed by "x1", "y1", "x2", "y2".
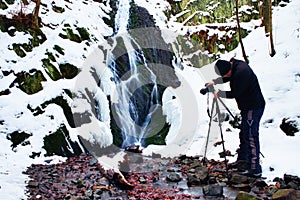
[
  {"x1": 268, "y1": 0, "x2": 276, "y2": 57},
  {"x1": 235, "y1": 0, "x2": 249, "y2": 63},
  {"x1": 33, "y1": 0, "x2": 41, "y2": 29},
  {"x1": 262, "y1": 0, "x2": 276, "y2": 57}
]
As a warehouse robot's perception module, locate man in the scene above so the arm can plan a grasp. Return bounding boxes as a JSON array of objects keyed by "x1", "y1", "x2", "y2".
[{"x1": 207, "y1": 58, "x2": 265, "y2": 178}]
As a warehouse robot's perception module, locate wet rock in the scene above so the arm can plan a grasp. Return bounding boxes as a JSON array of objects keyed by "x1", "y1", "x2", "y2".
[
  {"x1": 125, "y1": 145, "x2": 143, "y2": 153},
  {"x1": 284, "y1": 174, "x2": 300, "y2": 186},
  {"x1": 195, "y1": 166, "x2": 209, "y2": 182},
  {"x1": 235, "y1": 191, "x2": 263, "y2": 200},
  {"x1": 187, "y1": 174, "x2": 201, "y2": 186},
  {"x1": 166, "y1": 172, "x2": 181, "y2": 182},
  {"x1": 287, "y1": 181, "x2": 299, "y2": 190},
  {"x1": 89, "y1": 157, "x2": 98, "y2": 166},
  {"x1": 230, "y1": 173, "x2": 248, "y2": 184},
  {"x1": 189, "y1": 160, "x2": 202, "y2": 169},
  {"x1": 272, "y1": 189, "x2": 298, "y2": 200},
  {"x1": 253, "y1": 179, "x2": 268, "y2": 188},
  {"x1": 202, "y1": 184, "x2": 223, "y2": 197},
  {"x1": 280, "y1": 118, "x2": 299, "y2": 136},
  {"x1": 27, "y1": 180, "x2": 39, "y2": 188}
]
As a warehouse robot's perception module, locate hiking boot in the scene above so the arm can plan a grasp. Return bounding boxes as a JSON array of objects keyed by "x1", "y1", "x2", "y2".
[
  {"x1": 240, "y1": 169, "x2": 262, "y2": 178},
  {"x1": 228, "y1": 160, "x2": 248, "y2": 171}
]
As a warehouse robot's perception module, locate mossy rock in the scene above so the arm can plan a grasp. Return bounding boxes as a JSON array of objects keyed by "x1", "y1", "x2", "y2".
[
  {"x1": 272, "y1": 189, "x2": 297, "y2": 200},
  {"x1": 41, "y1": 95, "x2": 75, "y2": 128},
  {"x1": 59, "y1": 63, "x2": 79, "y2": 79},
  {"x1": 76, "y1": 27, "x2": 90, "y2": 41},
  {"x1": 0, "y1": 1, "x2": 8, "y2": 10},
  {"x1": 42, "y1": 58, "x2": 62, "y2": 81},
  {"x1": 235, "y1": 191, "x2": 263, "y2": 200},
  {"x1": 15, "y1": 70, "x2": 46, "y2": 94},
  {"x1": 45, "y1": 51, "x2": 56, "y2": 62},
  {"x1": 43, "y1": 124, "x2": 82, "y2": 157},
  {"x1": 27, "y1": 89, "x2": 74, "y2": 126},
  {"x1": 65, "y1": 28, "x2": 81, "y2": 43},
  {"x1": 28, "y1": 28, "x2": 47, "y2": 46},
  {"x1": 60, "y1": 27, "x2": 90, "y2": 43},
  {"x1": 12, "y1": 43, "x2": 26, "y2": 57},
  {"x1": 6, "y1": 131, "x2": 32, "y2": 149},
  {"x1": 165, "y1": 0, "x2": 263, "y2": 30},
  {"x1": 102, "y1": 0, "x2": 117, "y2": 32},
  {"x1": 21, "y1": 43, "x2": 33, "y2": 52},
  {"x1": 53, "y1": 45, "x2": 65, "y2": 55},
  {"x1": 52, "y1": 5, "x2": 65, "y2": 13},
  {"x1": 4, "y1": 0, "x2": 15, "y2": 5}
]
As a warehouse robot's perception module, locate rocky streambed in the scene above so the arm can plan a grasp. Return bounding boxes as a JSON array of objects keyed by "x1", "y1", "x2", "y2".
[{"x1": 24, "y1": 151, "x2": 300, "y2": 200}]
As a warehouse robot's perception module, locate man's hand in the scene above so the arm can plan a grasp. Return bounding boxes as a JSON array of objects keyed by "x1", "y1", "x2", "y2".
[{"x1": 205, "y1": 81, "x2": 215, "y2": 87}]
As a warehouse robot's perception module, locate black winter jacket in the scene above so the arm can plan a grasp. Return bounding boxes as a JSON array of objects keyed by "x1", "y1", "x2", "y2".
[{"x1": 213, "y1": 58, "x2": 265, "y2": 110}]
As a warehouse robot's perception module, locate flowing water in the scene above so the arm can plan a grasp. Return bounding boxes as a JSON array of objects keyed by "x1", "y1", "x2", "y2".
[{"x1": 107, "y1": 0, "x2": 160, "y2": 148}]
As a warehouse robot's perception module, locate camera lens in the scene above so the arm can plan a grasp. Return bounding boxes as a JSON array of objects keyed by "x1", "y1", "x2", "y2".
[{"x1": 200, "y1": 87, "x2": 208, "y2": 95}]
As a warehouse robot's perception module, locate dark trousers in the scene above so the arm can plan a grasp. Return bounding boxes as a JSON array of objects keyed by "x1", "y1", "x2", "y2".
[{"x1": 237, "y1": 107, "x2": 264, "y2": 171}]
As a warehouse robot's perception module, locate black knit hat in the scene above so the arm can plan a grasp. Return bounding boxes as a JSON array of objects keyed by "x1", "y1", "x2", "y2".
[{"x1": 214, "y1": 59, "x2": 231, "y2": 76}]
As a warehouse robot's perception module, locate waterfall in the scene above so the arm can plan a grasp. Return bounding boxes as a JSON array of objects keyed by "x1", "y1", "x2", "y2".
[{"x1": 108, "y1": 0, "x2": 160, "y2": 148}]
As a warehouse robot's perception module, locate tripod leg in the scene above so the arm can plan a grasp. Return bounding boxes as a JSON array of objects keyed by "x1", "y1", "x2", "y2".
[
  {"x1": 217, "y1": 97, "x2": 235, "y2": 119},
  {"x1": 215, "y1": 99, "x2": 230, "y2": 179},
  {"x1": 203, "y1": 98, "x2": 216, "y2": 164}
]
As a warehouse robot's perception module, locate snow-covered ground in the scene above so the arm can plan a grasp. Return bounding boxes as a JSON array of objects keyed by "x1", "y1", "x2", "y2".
[{"x1": 1, "y1": 0, "x2": 300, "y2": 199}]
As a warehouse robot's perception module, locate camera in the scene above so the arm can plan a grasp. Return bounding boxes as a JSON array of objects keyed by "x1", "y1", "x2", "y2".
[{"x1": 200, "y1": 84, "x2": 215, "y2": 95}]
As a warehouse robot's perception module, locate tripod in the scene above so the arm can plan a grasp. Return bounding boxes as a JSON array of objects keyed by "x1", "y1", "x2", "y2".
[{"x1": 203, "y1": 96, "x2": 234, "y2": 179}]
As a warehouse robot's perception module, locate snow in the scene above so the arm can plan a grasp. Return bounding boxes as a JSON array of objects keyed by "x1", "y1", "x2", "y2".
[{"x1": 0, "y1": 0, "x2": 300, "y2": 199}]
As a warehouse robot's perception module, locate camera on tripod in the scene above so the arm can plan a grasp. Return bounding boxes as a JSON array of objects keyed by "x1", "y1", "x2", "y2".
[{"x1": 200, "y1": 84, "x2": 215, "y2": 95}]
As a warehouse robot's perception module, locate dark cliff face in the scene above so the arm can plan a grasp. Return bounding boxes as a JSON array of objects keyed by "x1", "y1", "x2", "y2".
[{"x1": 107, "y1": 2, "x2": 180, "y2": 148}]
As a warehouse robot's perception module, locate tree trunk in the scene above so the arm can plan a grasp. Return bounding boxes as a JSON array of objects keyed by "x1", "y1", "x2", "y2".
[
  {"x1": 263, "y1": 0, "x2": 270, "y2": 33},
  {"x1": 33, "y1": 0, "x2": 41, "y2": 29},
  {"x1": 268, "y1": 0, "x2": 276, "y2": 57},
  {"x1": 235, "y1": 0, "x2": 249, "y2": 63},
  {"x1": 258, "y1": 0, "x2": 263, "y2": 19}
]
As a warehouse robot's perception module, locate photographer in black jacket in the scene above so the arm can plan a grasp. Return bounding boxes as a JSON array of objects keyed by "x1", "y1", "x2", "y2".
[{"x1": 206, "y1": 58, "x2": 265, "y2": 178}]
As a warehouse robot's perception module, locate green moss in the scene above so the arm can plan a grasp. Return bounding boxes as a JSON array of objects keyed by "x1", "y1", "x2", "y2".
[
  {"x1": 0, "y1": 1, "x2": 8, "y2": 10},
  {"x1": 42, "y1": 58, "x2": 62, "y2": 81},
  {"x1": 6, "y1": 131, "x2": 32, "y2": 149},
  {"x1": 4, "y1": 0, "x2": 14, "y2": 4},
  {"x1": 65, "y1": 28, "x2": 81, "y2": 43},
  {"x1": 52, "y1": 5, "x2": 65, "y2": 13},
  {"x1": 53, "y1": 45, "x2": 65, "y2": 55},
  {"x1": 58, "y1": 33, "x2": 68, "y2": 39},
  {"x1": 28, "y1": 28, "x2": 47, "y2": 45},
  {"x1": 128, "y1": 1, "x2": 141, "y2": 29},
  {"x1": 76, "y1": 27, "x2": 90, "y2": 41},
  {"x1": 12, "y1": 43, "x2": 26, "y2": 57},
  {"x1": 167, "y1": 0, "x2": 261, "y2": 26},
  {"x1": 59, "y1": 63, "x2": 79, "y2": 79},
  {"x1": 43, "y1": 124, "x2": 70, "y2": 156},
  {"x1": 60, "y1": 27, "x2": 90, "y2": 43},
  {"x1": 43, "y1": 123, "x2": 83, "y2": 157},
  {"x1": 45, "y1": 51, "x2": 56, "y2": 62},
  {"x1": 15, "y1": 70, "x2": 46, "y2": 94},
  {"x1": 21, "y1": 43, "x2": 33, "y2": 52}
]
